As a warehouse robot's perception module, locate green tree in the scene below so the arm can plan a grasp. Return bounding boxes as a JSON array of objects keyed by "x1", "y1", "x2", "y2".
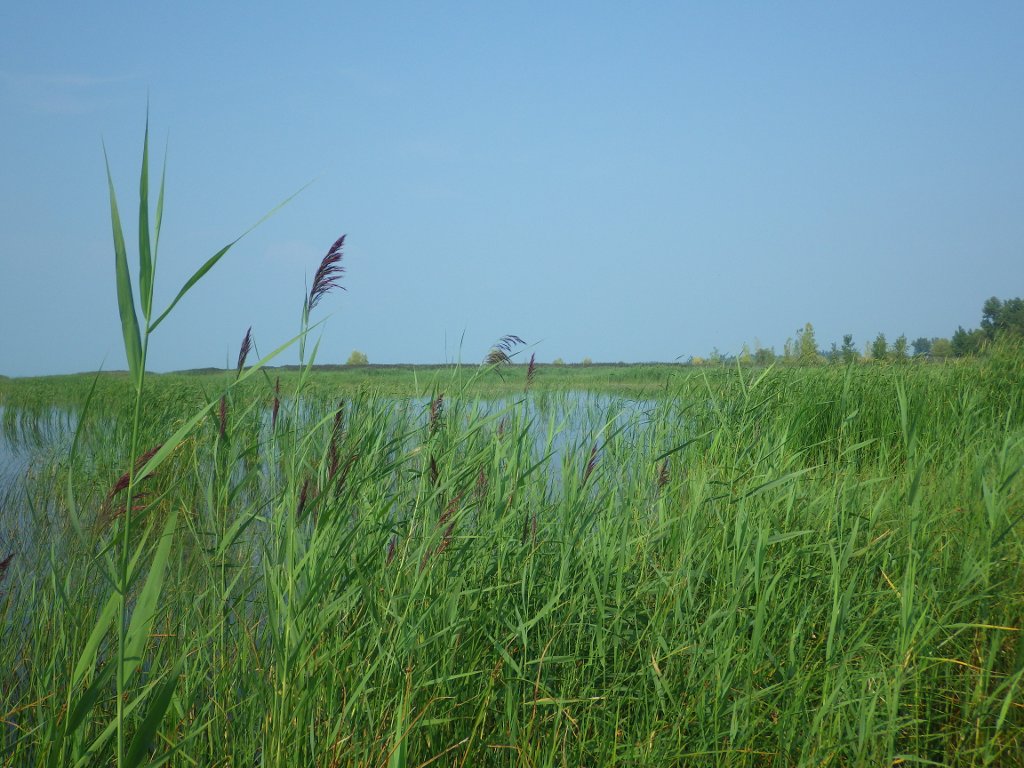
[
  {"x1": 911, "y1": 337, "x2": 932, "y2": 357},
  {"x1": 871, "y1": 333, "x2": 888, "y2": 361},
  {"x1": 930, "y1": 338, "x2": 953, "y2": 358},
  {"x1": 951, "y1": 326, "x2": 984, "y2": 356},
  {"x1": 552, "y1": 357, "x2": 565, "y2": 366},
  {"x1": 841, "y1": 334, "x2": 857, "y2": 364},
  {"x1": 581, "y1": 357, "x2": 593, "y2": 367},
  {"x1": 754, "y1": 347, "x2": 775, "y2": 365},
  {"x1": 346, "y1": 350, "x2": 369, "y2": 365},
  {"x1": 798, "y1": 322, "x2": 819, "y2": 364},
  {"x1": 782, "y1": 337, "x2": 795, "y2": 362},
  {"x1": 739, "y1": 343, "x2": 753, "y2": 365},
  {"x1": 892, "y1": 335, "x2": 908, "y2": 362},
  {"x1": 981, "y1": 296, "x2": 1024, "y2": 339}
]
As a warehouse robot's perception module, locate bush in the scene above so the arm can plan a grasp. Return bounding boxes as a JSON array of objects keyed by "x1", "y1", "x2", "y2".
[{"x1": 346, "y1": 350, "x2": 369, "y2": 365}]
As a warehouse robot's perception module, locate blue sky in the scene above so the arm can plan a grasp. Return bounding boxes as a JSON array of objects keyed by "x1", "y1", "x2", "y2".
[{"x1": 2, "y1": 2, "x2": 1022, "y2": 376}]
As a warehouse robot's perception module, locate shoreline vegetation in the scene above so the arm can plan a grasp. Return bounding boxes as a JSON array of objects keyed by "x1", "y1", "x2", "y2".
[
  {"x1": 1, "y1": 351, "x2": 1018, "y2": 400},
  {"x1": 2, "y1": 357, "x2": 1023, "y2": 766}
]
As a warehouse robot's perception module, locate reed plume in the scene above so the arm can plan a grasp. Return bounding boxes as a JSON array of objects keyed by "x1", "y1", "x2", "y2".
[
  {"x1": 429, "y1": 394, "x2": 444, "y2": 434},
  {"x1": 236, "y1": 326, "x2": 253, "y2": 375},
  {"x1": 271, "y1": 377, "x2": 281, "y2": 430},
  {"x1": 98, "y1": 443, "x2": 164, "y2": 529},
  {"x1": 583, "y1": 444, "x2": 599, "y2": 484},
  {"x1": 525, "y1": 353, "x2": 537, "y2": 390},
  {"x1": 219, "y1": 395, "x2": 228, "y2": 439},
  {"x1": 657, "y1": 459, "x2": 670, "y2": 490},
  {"x1": 107, "y1": 444, "x2": 164, "y2": 500},
  {"x1": 475, "y1": 467, "x2": 488, "y2": 499},
  {"x1": 333, "y1": 452, "x2": 359, "y2": 491},
  {"x1": 306, "y1": 235, "x2": 346, "y2": 314},
  {"x1": 484, "y1": 334, "x2": 525, "y2": 365}
]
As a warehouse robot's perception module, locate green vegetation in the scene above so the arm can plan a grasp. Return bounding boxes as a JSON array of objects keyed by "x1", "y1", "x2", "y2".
[
  {"x1": 1, "y1": 126, "x2": 1022, "y2": 766},
  {"x1": 3, "y1": 359, "x2": 1024, "y2": 766},
  {"x1": 346, "y1": 349, "x2": 369, "y2": 366}
]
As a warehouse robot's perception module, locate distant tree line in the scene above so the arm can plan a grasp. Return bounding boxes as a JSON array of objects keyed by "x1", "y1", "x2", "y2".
[{"x1": 688, "y1": 296, "x2": 1023, "y2": 366}]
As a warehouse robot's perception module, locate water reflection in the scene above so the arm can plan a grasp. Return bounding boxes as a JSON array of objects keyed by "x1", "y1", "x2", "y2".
[{"x1": 0, "y1": 391, "x2": 672, "y2": 495}]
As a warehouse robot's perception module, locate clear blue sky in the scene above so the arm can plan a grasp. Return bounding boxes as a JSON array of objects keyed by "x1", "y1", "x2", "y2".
[{"x1": 2, "y1": 2, "x2": 1022, "y2": 376}]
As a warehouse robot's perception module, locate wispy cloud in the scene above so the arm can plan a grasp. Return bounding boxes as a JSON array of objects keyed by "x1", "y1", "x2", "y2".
[{"x1": 0, "y1": 70, "x2": 136, "y2": 114}]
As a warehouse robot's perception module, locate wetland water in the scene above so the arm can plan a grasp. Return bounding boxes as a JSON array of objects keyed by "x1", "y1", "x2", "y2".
[{"x1": 0, "y1": 392, "x2": 667, "y2": 494}]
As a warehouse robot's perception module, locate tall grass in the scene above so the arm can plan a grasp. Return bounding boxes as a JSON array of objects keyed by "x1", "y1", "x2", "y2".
[{"x1": 0, "y1": 127, "x2": 1022, "y2": 765}]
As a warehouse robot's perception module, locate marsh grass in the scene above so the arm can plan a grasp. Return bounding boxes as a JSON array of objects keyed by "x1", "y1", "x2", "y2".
[
  {"x1": 2, "y1": 359, "x2": 1022, "y2": 766},
  {"x1": 0, "y1": 125, "x2": 1022, "y2": 765}
]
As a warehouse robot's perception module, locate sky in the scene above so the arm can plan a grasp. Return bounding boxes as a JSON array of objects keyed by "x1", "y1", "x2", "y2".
[{"x1": 1, "y1": 2, "x2": 1023, "y2": 376}]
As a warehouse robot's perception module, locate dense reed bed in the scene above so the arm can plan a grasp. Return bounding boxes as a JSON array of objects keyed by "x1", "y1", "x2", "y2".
[{"x1": 1, "y1": 359, "x2": 1022, "y2": 766}]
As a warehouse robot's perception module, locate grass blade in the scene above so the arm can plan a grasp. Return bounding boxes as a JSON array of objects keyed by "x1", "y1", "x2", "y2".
[
  {"x1": 124, "y1": 510, "x2": 177, "y2": 681},
  {"x1": 103, "y1": 145, "x2": 143, "y2": 390},
  {"x1": 138, "y1": 114, "x2": 153, "y2": 321},
  {"x1": 148, "y1": 183, "x2": 310, "y2": 333},
  {"x1": 125, "y1": 656, "x2": 183, "y2": 767}
]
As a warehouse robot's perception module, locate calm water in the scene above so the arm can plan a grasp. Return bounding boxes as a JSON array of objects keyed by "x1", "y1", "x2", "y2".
[{"x1": 0, "y1": 392, "x2": 671, "y2": 499}]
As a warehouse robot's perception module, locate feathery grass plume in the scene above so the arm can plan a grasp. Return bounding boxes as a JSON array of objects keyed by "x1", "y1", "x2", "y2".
[
  {"x1": 271, "y1": 377, "x2": 281, "y2": 430},
  {"x1": 333, "y1": 452, "x2": 359, "y2": 492},
  {"x1": 218, "y1": 395, "x2": 228, "y2": 439},
  {"x1": 484, "y1": 334, "x2": 525, "y2": 365},
  {"x1": 429, "y1": 394, "x2": 444, "y2": 435},
  {"x1": 99, "y1": 443, "x2": 164, "y2": 529},
  {"x1": 474, "y1": 467, "x2": 488, "y2": 499},
  {"x1": 386, "y1": 534, "x2": 397, "y2": 565},
  {"x1": 306, "y1": 235, "x2": 346, "y2": 314},
  {"x1": 435, "y1": 494, "x2": 461, "y2": 556},
  {"x1": 422, "y1": 494, "x2": 462, "y2": 569},
  {"x1": 583, "y1": 443, "x2": 599, "y2": 484},
  {"x1": 236, "y1": 326, "x2": 253, "y2": 376},
  {"x1": 296, "y1": 479, "x2": 309, "y2": 518},
  {"x1": 657, "y1": 458, "x2": 670, "y2": 490},
  {"x1": 525, "y1": 353, "x2": 537, "y2": 391},
  {"x1": 429, "y1": 456, "x2": 439, "y2": 487},
  {"x1": 520, "y1": 512, "x2": 536, "y2": 548},
  {"x1": 483, "y1": 348, "x2": 509, "y2": 366},
  {"x1": 106, "y1": 444, "x2": 164, "y2": 500}
]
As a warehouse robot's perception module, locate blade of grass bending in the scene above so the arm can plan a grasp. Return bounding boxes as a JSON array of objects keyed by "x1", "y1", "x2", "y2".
[
  {"x1": 75, "y1": 680, "x2": 154, "y2": 768},
  {"x1": 651, "y1": 431, "x2": 712, "y2": 464},
  {"x1": 59, "y1": 663, "x2": 115, "y2": 755},
  {"x1": 103, "y1": 144, "x2": 143, "y2": 391},
  {"x1": 138, "y1": 114, "x2": 153, "y2": 321},
  {"x1": 71, "y1": 591, "x2": 120, "y2": 687},
  {"x1": 125, "y1": 655, "x2": 184, "y2": 768},
  {"x1": 148, "y1": 182, "x2": 311, "y2": 333},
  {"x1": 123, "y1": 509, "x2": 177, "y2": 681}
]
